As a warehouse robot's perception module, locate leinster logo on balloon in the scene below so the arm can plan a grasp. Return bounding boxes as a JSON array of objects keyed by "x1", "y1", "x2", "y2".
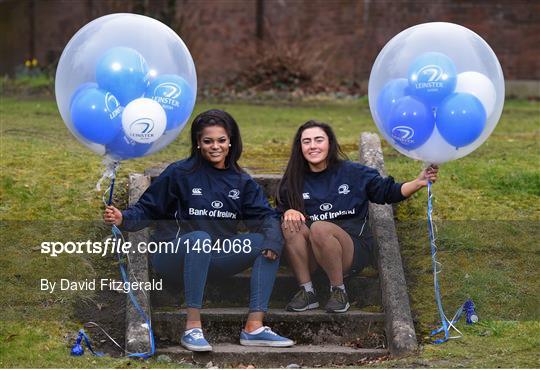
[
  {"x1": 408, "y1": 52, "x2": 457, "y2": 105},
  {"x1": 387, "y1": 96, "x2": 434, "y2": 150},
  {"x1": 122, "y1": 98, "x2": 166, "y2": 144},
  {"x1": 391, "y1": 126, "x2": 415, "y2": 145},
  {"x1": 105, "y1": 93, "x2": 122, "y2": 120},
  {"x1": 155, "y1": 82, "x2": 182, "y2": 100},
  {"x1": 130, "y1": 118, "x2": 155, "y2": 138},
  {"x1": 146, "y1": 74, "x2": 196, "y2": 131}
]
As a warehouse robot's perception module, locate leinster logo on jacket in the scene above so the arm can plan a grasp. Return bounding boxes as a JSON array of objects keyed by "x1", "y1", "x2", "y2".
[
  {"x1": 338, "y1": 184, "x2": 350, "y2": 195},
  {"x1": 228, "y1": 189, "x2": 240, "y2": 200}
]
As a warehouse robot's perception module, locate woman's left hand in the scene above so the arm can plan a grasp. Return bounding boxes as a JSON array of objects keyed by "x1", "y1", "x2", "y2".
[
  {"x1": 417, "y1": 164, "x2": 439, "y2": 186},
  {"x1": 262, "y1": 249, "x2": 278, "y2": 260}
]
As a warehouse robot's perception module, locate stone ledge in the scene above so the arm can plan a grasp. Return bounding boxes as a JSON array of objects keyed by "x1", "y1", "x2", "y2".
[
  {"x1": 358, "y1": 132, "x2": 417, "y2": 356},
  {"x1": 159, "y1": 344, "x2": 388, "y2": 368}
]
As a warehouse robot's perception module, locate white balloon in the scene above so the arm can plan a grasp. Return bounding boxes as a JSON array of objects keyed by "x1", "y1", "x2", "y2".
[
  {"x1": 122, "y1": 98, "x2": 166, "y2": 144},
  {"x1": 455, "y1": 71, "x2": 497, "y2": 117},
  {"x1": 409, "y1": 127, "x2": 458, "y2": 164}
]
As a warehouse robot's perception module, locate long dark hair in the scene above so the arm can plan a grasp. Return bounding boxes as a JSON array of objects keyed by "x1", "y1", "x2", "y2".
[
  {"x1": 188, "y1": 109, "x2": 244, "y2": 173},
  {"x1": 278, "y1": 120, "x2": 347, "y2": 213}
]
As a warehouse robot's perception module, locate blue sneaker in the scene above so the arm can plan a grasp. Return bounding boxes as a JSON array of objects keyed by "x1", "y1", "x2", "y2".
[
  {"x1": 240, "y1": 326, "x2": 295, "y2": 347},
  {"x1": 180, "y1": 328, "x2": 212, "y2": 352}
]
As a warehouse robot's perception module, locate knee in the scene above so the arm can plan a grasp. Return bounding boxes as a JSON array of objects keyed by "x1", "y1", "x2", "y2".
[
  {"x1": 282, "y1": 228, "x2": 308, "y2": 252},
  {"x1": 281, "y1": 222, "x2": 305, "y2": 242},
  {"x1": 309, "y1": 222, "x2": 328, "y2": 246}
]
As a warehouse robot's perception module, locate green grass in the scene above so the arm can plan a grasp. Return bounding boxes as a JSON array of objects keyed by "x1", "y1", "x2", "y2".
[{"x1": 0, "y1": 96, "x2": 539, "y2": 367}]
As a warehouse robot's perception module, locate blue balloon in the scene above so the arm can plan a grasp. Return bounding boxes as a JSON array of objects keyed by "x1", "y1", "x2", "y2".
[
  {"x1": 377, "y1": 78, "x2": 409, "y2": 131},
  {"x1": 95, "y1": 47, "x2": 149, "y2": 106},
  {"x1": 70, "y1": 88, "x2": 122, "y2": 144},
  {"x1": 436, "y1": 92, "x2": 486, "y2": 148},
  {"x1": 70, "y1": 82, "x2": 98, "y2": 109},
  {"x1": 387, "y1": 96, "x2": 435, "y2": 150},
  {"x1": 105, "y1": 132, "x2": 151, "y2": 160},
  {"x1": 407, "y1": 52, "x2": 457, "y2": 105},
  {"x1": 145, "y1": 74, "x2": 195, "y2": 131}
]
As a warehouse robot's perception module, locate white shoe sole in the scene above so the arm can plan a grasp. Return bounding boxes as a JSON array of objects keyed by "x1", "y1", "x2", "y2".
[
  {"x1": 326, "y1": 302, "x2": 350, "y2": 313},
  {"x1": 240, "y1": 339, "x2": 295, "y2": 347},
  {"x1": 181, "y1": 339, "x2": 213, "y2": 352},
  {"x1": 286, "y1": 302, "x2": 320, "y2": 312}
]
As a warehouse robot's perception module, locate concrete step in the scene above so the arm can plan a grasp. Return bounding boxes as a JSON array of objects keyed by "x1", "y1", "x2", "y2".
[
  {"x1": 151, "y1": 272, "x2": 381, "y2": 309},
  {"x1": 158, "y1": 343, "x2": 388, "y2": 368},
  {"x1": 152, "y1": 308, "x2": 386, "y2": 346}
]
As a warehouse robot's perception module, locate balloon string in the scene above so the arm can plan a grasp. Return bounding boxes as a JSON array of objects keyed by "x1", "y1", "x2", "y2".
[
  {"x1": 104, "y1": 167, "x2": 155, "y2": 358},
  {"x1": 96, "y1": 157, "x2": 119, "y2": 192},
  {"x1": 427, "y1": 181, "x2": 463, "y2": 343},
  {"x1": 84, "y1": 165, "x2": 155, "y2": 359},
  {"x1": 112, "y1": 224, "x2": 155, "y2": 358}
]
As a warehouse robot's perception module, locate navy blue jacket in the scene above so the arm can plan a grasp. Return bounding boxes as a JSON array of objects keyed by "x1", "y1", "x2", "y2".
[
  {"x1": 278, "y1": 161, "x2": 406, "y2": 237},
  {"x1": 121, "y1": 158, "x2": 283, "y2": 255}
]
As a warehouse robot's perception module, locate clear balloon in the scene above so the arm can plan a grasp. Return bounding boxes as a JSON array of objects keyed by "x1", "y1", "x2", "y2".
[
  {"x1": 386, "y1": 96, "x2": 435, "y2": 150},
  {"x1": 70, "y1": 87, "x2": 122, "y2": 144},
  {"x1": 436, "y1": 93, "x2": 486, "y2": 148},
  {"x1": 368, "y1": 22, "x2": 504, "y2": 164},
  {"x1": 56, "y1": 13, "x2": 197, "y2": 159}
]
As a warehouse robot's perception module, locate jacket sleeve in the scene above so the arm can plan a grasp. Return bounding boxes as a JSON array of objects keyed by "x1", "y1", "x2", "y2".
[
  {"x1": 242, "y1": 178, "x2": 284, "y2": 256},
  {"x1": 120, "y1": 164, "x2": 179, "y2": 232},
  {"x1": 364, "y1": 166, "x2": 407, "y2": 205}
]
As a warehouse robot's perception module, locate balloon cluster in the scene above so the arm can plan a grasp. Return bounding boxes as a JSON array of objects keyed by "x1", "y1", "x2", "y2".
[
  {"x1": 369, "y1": 22, "x2": 504, "y2": 164},
  {"x1": 56, "y1": 14, "x2": 197, "y2": 160},
  {"x1": 70, "y1": 47, "x2": 195, "y2": 159},
  {"x1": 378, "y1": 52, "x2": 492, "y2": 150}
]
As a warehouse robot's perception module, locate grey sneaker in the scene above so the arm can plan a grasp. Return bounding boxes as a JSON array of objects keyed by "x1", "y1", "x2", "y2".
[
  {"x1": 285, "y1": 287, "x2": 319, "y2": 312},
  {"x1": 325, "y1": 287, "x2": 350, "y2": 313}
]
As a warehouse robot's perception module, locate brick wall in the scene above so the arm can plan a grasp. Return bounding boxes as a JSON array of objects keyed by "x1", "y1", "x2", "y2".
[{"x1": 1, "y1": 0, "x2": 538, "y2": 88}]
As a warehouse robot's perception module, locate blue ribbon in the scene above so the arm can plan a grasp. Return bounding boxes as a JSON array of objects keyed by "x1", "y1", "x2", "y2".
[
  {"x1": 72, "y1": 167, "x2": 155, "y2": 359},
  {"x1": 70, "y1": 330, "x2": 104, "y2": 357},
  {"x1": 112, "y1": 224, "x2": 156, "y2": 358},
  {"x1": 427, "y1": 181, "x2": 478, "y2": 343}
]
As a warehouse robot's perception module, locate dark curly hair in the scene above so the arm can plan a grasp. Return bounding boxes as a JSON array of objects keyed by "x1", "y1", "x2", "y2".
[{"x1": 188, "y1": 109, "x2": 244, "y2": 173}]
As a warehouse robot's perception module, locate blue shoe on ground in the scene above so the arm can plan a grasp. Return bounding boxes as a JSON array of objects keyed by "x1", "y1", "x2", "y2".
[
  {"x1": 240, "y1": 326, "x2": 295, "y2": 347},
  {"x1": 180, "y1": 328, "x2": 212, "y2": 352}
]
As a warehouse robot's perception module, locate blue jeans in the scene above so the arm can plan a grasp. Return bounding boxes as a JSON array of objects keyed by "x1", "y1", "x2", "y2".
[{"x1": 151, "y1": 231, "x2": 280, "y2": 312}]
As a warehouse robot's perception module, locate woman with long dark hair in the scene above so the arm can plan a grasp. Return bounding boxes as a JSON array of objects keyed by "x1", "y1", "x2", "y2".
[
  {"x1": 104, "y1": 109, "x2": 294, "y2": 351},
  {"x1": 278, "y1": 120, "x2": 438, "y2": 313}
]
